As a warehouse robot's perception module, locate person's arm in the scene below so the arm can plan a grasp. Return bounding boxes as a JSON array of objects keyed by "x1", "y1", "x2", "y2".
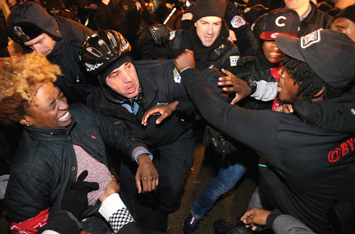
[
  {"x1": 240, "y1": 208, "x2": 315, "y2": 234},
  {"x1": 78, "y1": 104, "x2": 158, "y2": 193},
  {"x1": 225, "y1": 0, "x2": 257, "y2": 56},
  {"x1": 137, "y1": 24, "x2": 176, "y2": 59},
  {"x1": 175, "y1": 51, "x2": 281, "y2": 163},
  {"x1": 98, "y1": 177, "x2": 135, "y2": 233}
]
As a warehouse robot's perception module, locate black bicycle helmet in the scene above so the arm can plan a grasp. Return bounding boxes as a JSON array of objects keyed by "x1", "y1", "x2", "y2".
[{"x1": 80, "y1": 30, "x2": 131, "y2": 74}]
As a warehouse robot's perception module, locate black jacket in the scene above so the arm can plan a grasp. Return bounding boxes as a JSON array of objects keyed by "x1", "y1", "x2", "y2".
[
  {"x1": 4, "y1": 104, "x2": 147, "y2": 224},
  {"x1": 137, "y1": 23, "x2": 241, "y2": 71},
  {"x1": 180, "y1": 68, "x2": 354, "y2": 234},
  {"x1": 87, "y1": 59, "x2": 196, "y2": 147},
  {"x1": 252, "y1": 2, "x2": 333, "y2": 39},
  {"x1": 46, "y1": 17, "x2": 95, "y2": 104}
]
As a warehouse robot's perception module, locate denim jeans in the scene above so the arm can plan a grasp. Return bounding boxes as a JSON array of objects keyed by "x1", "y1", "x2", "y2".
[{"x1": 191, "y1": 162, "x2": 247, "y2": 219}]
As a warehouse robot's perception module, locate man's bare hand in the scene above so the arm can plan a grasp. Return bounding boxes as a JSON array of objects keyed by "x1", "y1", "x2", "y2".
[
  {"x1": 240, "y1": 207, "x2": 271, "y2": 231},
  {"x1": 218, "y1": 68, "x2": 251, "y2": 104},
  {"x1": 141, "y1": 101, "x2": 178, "y2": 126},
  {"x1": 136, "y1": 154, "x2": 159, "y2": 194},
  {"x1": 174, "y1": 49, "x2": 195, "y2": 71}
]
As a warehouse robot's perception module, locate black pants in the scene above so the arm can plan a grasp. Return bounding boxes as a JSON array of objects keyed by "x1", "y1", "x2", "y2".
[{"x1": 118, "y1": 129, "x2": 195, "y2": 231}]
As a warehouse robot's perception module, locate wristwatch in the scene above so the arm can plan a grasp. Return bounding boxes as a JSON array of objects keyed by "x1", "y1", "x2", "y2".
[{"x1": 247, "y1": 79, "x2": 257, "y2": 95}]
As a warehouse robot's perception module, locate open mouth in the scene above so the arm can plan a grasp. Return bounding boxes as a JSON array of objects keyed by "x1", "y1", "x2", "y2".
[
  {"x1": 127, "y1": 85, "x2": 136, "y2": 93},
  {"x1": 277, "y1": 82, "x2": 282, "y2": 92},
  {"x1": 58, "y1": 111, "x2": 71, "y2": 122},
  {"x1": 269, "y1": 52, "x2": 283, "y2": 58}
]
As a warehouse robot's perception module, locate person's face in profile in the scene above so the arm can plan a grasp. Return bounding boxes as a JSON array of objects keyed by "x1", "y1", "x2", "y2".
[{"x1": 331, "y1": 17, "x2": 355, "y2": 42}]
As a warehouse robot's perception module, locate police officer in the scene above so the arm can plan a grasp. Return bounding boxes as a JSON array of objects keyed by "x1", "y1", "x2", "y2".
[
  {"x1": 80, "y1": 30, "x2": 196, "y2": 232},
  {"x1": 6, "y1": 2, "x2": 95, "y2": 104},
  {"x1": 137, "y1": 0, "x2": 243, "y2": 71}
]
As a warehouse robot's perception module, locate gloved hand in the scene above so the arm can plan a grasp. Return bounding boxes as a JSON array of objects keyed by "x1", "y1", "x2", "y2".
[
  {"x1": 237, "y1": 55, "x2": 255, "y2": 66},
  {"x1": 61, "y1": 170, "x2": 99, "y2": 220},
  {"x1": 214, "y1": 219, "x2": 253, "y2": 234},
  {"x1": 149, "y1": 24, "x2": 170, "y2": 46}
]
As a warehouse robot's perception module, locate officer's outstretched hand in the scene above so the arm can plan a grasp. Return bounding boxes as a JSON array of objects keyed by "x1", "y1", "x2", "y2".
[
  {"x1": 135, "y1": 154, "x2": 159, "y2": 194},
  {"x1": 174, "y1": 49, "x2": 195, "y2": 71},
  {"x1": 219, "y1": 69, "x2": 251, "y2": 104},
  {"x1": 149, "y1": 24, "x2": 170, "y2": 46},
  {"x1": 141, "y1": 101, "x2": 178, "y2": 126}
]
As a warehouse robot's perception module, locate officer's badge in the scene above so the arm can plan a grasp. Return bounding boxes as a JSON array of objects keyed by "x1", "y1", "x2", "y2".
[
  {"x1": 229, "y1": 56, "x2": 240, "y2": 66},
  {"x1": 182, "y1": 13, "x2": 193, "y2": 21},
  {"x1": 231, "y1": 15, "x2": 246, "y2": 29},
  {"x1": 301, "y1": 29, "x2": 322, "y2": 49},
  {"x1": 173, "y1": 67, "x2": 181, "y2": 83},
  {"x1": 169, "y1": 31, "x2": 176, "y2": 40}
]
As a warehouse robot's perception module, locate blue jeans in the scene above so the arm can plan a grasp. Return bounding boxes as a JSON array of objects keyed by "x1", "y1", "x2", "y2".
[{"x1": 191, "y1": 162, "x2": 247, "y2": 219}]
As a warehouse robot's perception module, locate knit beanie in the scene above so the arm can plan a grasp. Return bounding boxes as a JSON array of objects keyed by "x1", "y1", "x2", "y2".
[
  {"x1": 334, "y1": 4, "x2": 355, "y2": 23},
  {"x1": 193, "y1": 0, "x2": 227, "y2": 22}
]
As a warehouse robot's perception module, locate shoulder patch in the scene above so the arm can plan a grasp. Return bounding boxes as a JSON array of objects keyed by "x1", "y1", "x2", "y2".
[
  {"x1": 229, "y1": 56, "x2": 240, "y2": 66},
  {"x1": 230, "y1": 15, "x2": 246, "y2": 29},
  {"x1": 181, "y1": 13, "x2": 193, "y2": 21},
  {"x1": 173, "y1": 67, "x2": 181, "y2": 83},
  {"x1": 301, "y1": 29, "x2": 322, "y2": 49},
  {"x1": 169, "y1": 31, "x2": 176, "y2": 40}
]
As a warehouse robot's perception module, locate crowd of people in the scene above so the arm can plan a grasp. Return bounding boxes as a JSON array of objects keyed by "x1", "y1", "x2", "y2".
[{"x1": 0, "y1": 0, "x2": 354, "y2": 234}]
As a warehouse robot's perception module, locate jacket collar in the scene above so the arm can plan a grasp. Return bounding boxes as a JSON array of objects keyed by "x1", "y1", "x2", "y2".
[
  {"x1": 301, "y1": 1, "x2": 319, "y2": 24},
  {"x1": 24, "y1": 117, "x2": 76, "y2": 141}
]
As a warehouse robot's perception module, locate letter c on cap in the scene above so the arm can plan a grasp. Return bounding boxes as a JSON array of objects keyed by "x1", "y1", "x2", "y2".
[{"x1": 275, "y1": 16, "x2": 286, "y2": 27}]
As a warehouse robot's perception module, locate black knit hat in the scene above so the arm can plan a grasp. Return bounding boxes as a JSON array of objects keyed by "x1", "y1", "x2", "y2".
[
  {"x1": 193, "y1": 0, "x2": 227, "y2": 22},
  {"x1": 7, "y1": 2, "x2": 62, "y2": 44},
  {"x1": 276, "y1": 29, "x2": 355, "y2": 89},
  {"x1": 260, "y1": 8, "x2": 299, "y2": 40},
  {"x1": 334, "y1": 3, "x2": 355, "y2": 23}
]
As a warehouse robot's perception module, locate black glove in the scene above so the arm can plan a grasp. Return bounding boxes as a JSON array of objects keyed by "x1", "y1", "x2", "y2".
[
  {"x1": 213, "y1": 219, "x2": 253, "y2": 234},
  {"x1": 237, "y1": 56, "x2": 255, "y2": 66},
  {"x1": 61, "y1": 170, "x2": 99, "y2": 220},
  {"x1": 149, "y1": 24, "x2": 170, "y2": 46}
]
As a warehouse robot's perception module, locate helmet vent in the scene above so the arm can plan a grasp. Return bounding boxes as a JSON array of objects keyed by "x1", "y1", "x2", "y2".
[
  {"x1": 86, "y1": 47, "x2": 103, "y2": 58},
  {"x1": 107, "y1": 32, "x2": 118, "y2": 49},
  {"x1": 98, "y1": 39, "x2": 111, "y2": 54}
]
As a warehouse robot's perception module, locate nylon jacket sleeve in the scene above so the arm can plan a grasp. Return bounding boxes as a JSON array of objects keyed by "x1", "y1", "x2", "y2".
[
  {"x1": 225, "y1": 1, "x2": 257, "y2": 55},
  {"x1": 137, "y1": 28, "x2": 177, "y2": 59},
  {"x1": 77, "y1": 104, "x2": 149, "y2": 160},
  {"x1": 180, "y1": 68, "x2": 281, "y2": 163}
]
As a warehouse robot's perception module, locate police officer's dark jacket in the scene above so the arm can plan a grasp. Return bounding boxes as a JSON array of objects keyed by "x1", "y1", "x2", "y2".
[
  {"x1": 5, "y1": 104, "x2": 147, "y2": 224},
  {"x1": 87, "y1": 59, "x2": 196, "y2": 147},
  {"x1": 138, "y1": 22, "x2": 241, "y2": 71},
  {"x1": 46, "y1": 17, "x2": 95, "y2": 104}
]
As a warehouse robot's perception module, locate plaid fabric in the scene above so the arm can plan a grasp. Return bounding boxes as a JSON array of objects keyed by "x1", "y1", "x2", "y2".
[{"x1": 108, "y1": 208, "x2": 135, "y2": 232}]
